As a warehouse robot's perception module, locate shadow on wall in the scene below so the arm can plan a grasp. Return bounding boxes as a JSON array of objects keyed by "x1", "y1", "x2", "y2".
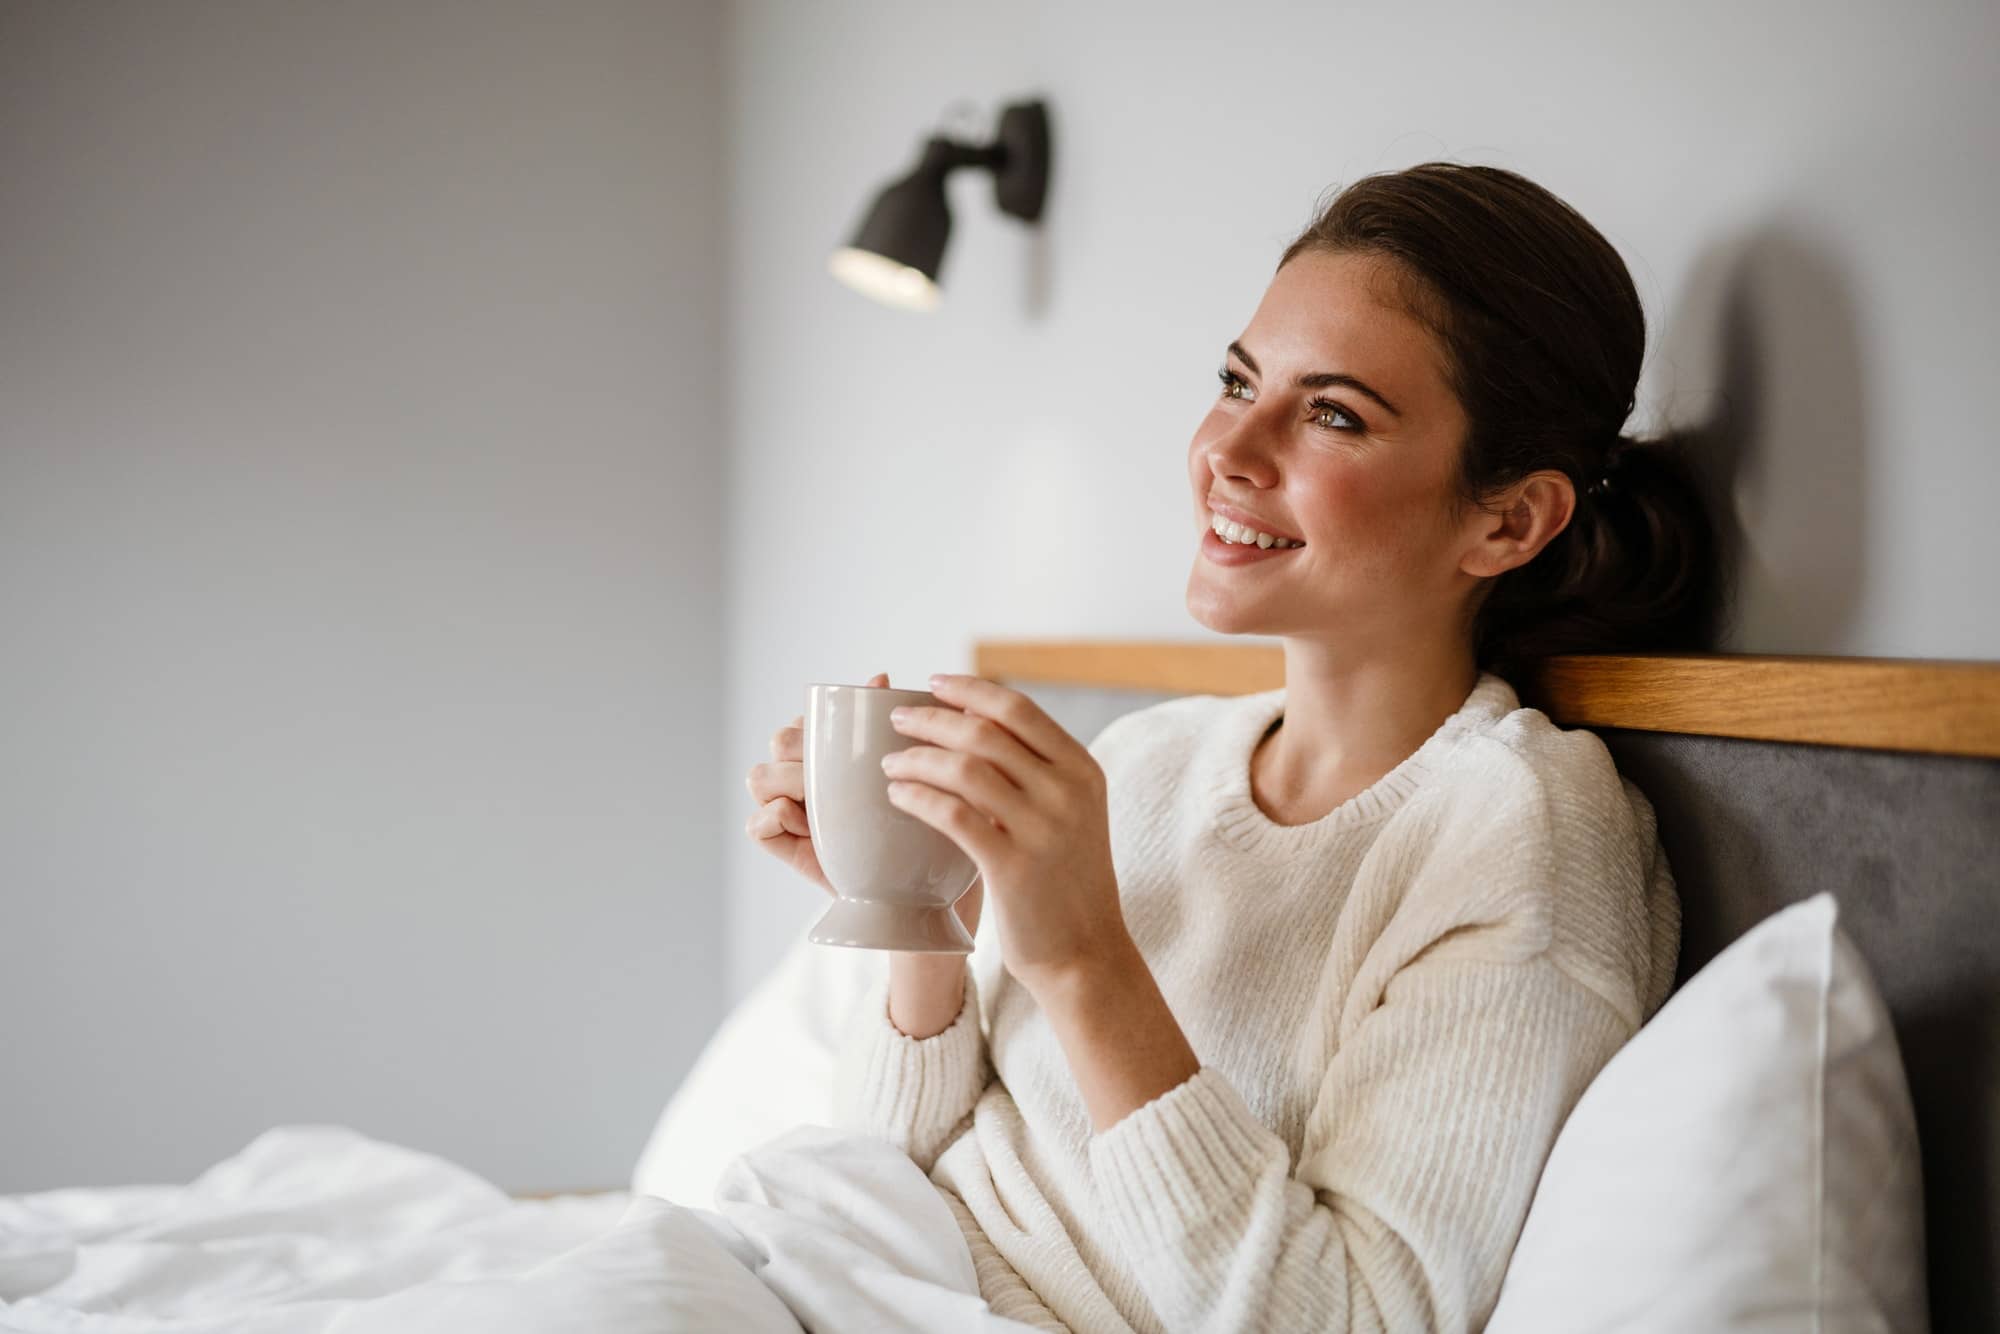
[
  {"x1": 1653, "y1": 225, "x2": 1869, "y2": 655},
  {"x1": 1018, "y1": 96, "x2": 1059, "y2": 322}
]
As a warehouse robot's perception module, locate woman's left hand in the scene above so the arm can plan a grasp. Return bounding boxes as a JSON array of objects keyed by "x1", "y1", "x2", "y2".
[{"x1": 880, "y1": 673, "x2": 1128, "y2": 996}]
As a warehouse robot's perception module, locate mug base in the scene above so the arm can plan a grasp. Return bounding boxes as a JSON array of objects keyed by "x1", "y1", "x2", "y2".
[{"x1": 807, "y1": 898, "x2": 975, "y2": 954}]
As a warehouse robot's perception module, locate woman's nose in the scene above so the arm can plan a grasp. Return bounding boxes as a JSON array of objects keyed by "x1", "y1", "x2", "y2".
[{"x1": 1206, "y1": 420, "x2": 1280, "y2": 487}]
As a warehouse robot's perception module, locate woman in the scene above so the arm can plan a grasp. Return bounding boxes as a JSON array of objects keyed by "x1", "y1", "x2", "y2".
[{"x1": 746, "y1": 161, "x2": 1722, "y2": 1333}]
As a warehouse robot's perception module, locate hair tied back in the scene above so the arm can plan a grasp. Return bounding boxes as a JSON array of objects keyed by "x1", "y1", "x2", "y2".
[{"x1": 1585, "y1": 434, "x2": 1634, "y2": 500}]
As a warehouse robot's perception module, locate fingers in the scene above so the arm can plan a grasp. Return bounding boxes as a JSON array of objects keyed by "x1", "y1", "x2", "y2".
[
  {"x1": 884, "y1": 776, "x2": 1007, "y2": 867},
  {"x1": 746, "y1": 795, "x2": 809, "y2": 840},
  {"x1": 888, "y1": 703, "x2": 1058, "y2": 805},
  {"x1": 771, "y1": 796, "x2": 809, "y2": 837},
  {"x1": 925, "y1": 674, "x2": 1077, "y2": 768},
  {"x1": 747, "y1": 757, "x2": 803, "y2": 805},
  {"x1": 881, "y1": 745, "x2": 1035, "y2": 832}
]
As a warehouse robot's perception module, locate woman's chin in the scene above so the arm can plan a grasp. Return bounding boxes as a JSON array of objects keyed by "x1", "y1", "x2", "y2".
[{"x1": 1185, "y1": 582, "x2": 1273, "y2": 637}]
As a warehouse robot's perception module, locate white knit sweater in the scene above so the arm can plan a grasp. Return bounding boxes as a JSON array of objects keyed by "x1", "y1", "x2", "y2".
[{"x1": 831, "y1": 671, "x2": 1679, "y2": 1333}]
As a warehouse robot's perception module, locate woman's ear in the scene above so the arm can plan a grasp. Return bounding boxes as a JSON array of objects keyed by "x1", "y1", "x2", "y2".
[{"x1": 1458, "y1": 470, "x2": 1576, "y2": 579}]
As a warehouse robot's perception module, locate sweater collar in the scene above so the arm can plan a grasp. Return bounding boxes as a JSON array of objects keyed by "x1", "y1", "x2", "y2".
[{"x1": 1208, "y1": 670, "x2": 1519, "y2": 857}]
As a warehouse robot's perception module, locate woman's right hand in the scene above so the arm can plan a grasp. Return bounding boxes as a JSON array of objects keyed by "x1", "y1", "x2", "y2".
[{"x1": 745, "y1": 671, "x2": 984, "y2": 948}]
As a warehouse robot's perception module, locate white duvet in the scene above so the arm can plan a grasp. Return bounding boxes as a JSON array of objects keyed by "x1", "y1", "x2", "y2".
[{"x1": 0, "y1": 1124, "x2": 1043, "y2": 1333}]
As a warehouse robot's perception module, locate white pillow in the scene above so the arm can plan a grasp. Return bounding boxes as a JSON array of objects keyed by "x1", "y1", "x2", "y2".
[
  {"x1": 630, "y1": 923, "x2": 884, "y2": 1207},
  {"x1": 631, "y1": 899, "x2": 1005, "y2": 1209},
  {"x1": 1487, "y1": 892, "x2": 1928, "y2": 1333}
]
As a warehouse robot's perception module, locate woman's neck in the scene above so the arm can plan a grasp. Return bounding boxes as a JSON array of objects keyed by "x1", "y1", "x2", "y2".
[{"x1": 1249, "y1": 639, "x2": 1481, "y2": 826}]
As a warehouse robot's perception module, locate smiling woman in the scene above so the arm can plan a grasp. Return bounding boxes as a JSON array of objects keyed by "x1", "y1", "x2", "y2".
[{"x1": 783, "y1": 163, "x2": 1730, "y2": 1334}]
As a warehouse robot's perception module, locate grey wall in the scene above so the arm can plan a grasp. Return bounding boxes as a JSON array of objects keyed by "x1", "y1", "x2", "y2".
[
  {"x1": 0, "y1": 0, "x2": 726, "y2": 1191},
  {"x1": 721, "y1": 0, "x2": 2000, "y2": 1001}
]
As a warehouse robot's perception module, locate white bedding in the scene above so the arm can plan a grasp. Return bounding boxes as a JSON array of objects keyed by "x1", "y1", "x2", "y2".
[{"x1": 0, "y1": 1124, "x2": 1042, "y2": 1333}]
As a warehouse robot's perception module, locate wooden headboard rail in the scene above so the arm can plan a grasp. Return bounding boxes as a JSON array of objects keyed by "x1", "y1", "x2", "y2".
[{"x1": 972, "y1": 641, "x2": 2000, "y2": 760}]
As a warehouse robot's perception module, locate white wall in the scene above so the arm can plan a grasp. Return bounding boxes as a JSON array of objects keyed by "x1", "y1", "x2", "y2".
[
  {"x1": 721, "y1": 0, "x2": 2000, "y2": 999},
  {"x1": 0, "y1": 0, "x2": 726, "y2": 1191},
  {"x1": 7, "y1": 0, "x2": 1993, "y2": 1190}
]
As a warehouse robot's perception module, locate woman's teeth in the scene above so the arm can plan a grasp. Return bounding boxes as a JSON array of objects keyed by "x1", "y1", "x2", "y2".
[{"x1": 1210, "y1": 514, "x2": 1304, "y2": 549}]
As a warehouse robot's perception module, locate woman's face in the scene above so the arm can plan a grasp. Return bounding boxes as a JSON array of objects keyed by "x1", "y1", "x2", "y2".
[{"x1": 1185, "y1": 249, "x2": 1481, "y2": 651}]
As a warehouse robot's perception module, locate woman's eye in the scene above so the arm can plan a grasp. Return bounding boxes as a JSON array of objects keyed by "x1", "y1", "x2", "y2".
[
  {"x1": 1218, "y1": 369, "x2": 1360, "y2": 433},
  {"x1": 1308, "y1": 396, "x2": 1362, "y2": 433}
]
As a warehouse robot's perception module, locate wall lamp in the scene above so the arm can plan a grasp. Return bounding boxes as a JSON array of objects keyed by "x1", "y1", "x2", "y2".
[{"x1": 828, "y1": 98, "x2": 1051, "y2": 312}]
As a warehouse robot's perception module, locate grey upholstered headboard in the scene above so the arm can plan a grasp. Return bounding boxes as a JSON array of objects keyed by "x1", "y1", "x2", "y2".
[
  {"x1": 984, "y1": 642, "x2": 2000, "y2": 1334},
  {"x1": 1594, "y1": 729, "x2": 1998, "y2": 1332}
]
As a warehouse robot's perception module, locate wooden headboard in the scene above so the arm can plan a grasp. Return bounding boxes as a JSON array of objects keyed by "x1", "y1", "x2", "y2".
[{"x1": 976, "y1": 640, "x2": 2000, "y2": 1333}]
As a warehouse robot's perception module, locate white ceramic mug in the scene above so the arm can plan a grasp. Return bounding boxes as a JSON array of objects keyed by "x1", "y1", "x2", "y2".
[{"x1": 802, "y1": 682, "x2": 978, "y2": 953}]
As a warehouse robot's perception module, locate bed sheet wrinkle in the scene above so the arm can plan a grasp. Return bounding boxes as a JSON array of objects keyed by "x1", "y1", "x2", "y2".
[{"x1": 0, "y1": 1123, "x2": 1052, "y2": 1333}]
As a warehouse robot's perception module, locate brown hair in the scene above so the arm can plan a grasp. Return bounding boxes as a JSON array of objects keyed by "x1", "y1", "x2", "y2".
[{"x1": 1279, "y1": 162, "x2": 1724, "y2": 683}]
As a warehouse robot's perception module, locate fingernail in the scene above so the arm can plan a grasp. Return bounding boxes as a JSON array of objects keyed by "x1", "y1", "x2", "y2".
[
  {"x1": 928, "y1": 674, "x2": 947, "y2": 689},
  {"x1": 889, "y1": 706, "x2": 909, "y2": 722}
]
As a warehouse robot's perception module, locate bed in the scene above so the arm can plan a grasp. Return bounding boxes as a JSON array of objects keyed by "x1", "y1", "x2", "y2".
[{"x1": 6, "y1": 641, "x2": 1996, "y2": 1333}]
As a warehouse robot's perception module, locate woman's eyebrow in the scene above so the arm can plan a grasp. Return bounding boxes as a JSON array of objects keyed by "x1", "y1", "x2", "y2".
[{"x1": 1227, "y1": 340, "x2": 1403, "y2": 418}]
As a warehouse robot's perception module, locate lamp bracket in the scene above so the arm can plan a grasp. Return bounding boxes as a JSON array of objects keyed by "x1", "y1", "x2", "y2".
[
  {"x1": 921, "y1": 98, "x2": 1050, "y2": 225},
  {"x1": 988, "y1": 99, "x2": 1049, "y2": 223}
]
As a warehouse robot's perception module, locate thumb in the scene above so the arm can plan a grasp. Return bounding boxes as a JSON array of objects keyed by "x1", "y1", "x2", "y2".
[{"x1": 868, "y1": 670, "x2": 889, "y2": 686}]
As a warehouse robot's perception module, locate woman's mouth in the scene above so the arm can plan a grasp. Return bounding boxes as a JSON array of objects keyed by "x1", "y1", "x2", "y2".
[{"x1": 1200, "y1": 525, "x2": 1306, "y2": 566}]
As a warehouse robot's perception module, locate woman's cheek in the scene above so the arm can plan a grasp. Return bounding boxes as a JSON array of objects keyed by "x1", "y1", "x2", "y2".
[
  {"x1": 1308, "y1": 468, "x2": 1446, "y2": 582},
  {"x1": 1299, "y1": 466, "x2": 1390, "y2": 543}
]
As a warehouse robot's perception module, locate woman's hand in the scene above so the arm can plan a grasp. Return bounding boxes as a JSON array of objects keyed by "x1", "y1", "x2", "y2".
[{"x1": 879, "y1": 673, "x2": 1128, "y2": 997}]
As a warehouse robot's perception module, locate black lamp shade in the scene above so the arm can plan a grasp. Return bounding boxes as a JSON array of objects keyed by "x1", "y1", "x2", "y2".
[
  {"x1": 829, "y1": 101, "x2": 1047, "y2": 312},
  {"x1": 828, "y1": 163, "x2": 950, "y2": 311}
]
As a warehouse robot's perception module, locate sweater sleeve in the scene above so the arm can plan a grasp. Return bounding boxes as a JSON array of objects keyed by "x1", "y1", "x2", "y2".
[
  {"x1": 1087, "y1": 950, "x2": 1638, "y2": 1333},
  {"x1": 829, "y1": 958, "x2": 992, "y2": 1172}
]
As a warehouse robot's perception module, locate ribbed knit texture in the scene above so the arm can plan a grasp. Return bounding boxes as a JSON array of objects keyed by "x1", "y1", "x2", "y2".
[
  {"x1": 829, "y1": 671, "x2": 1680, "y2": 1333},
  {"x1": 831, "y1": 962, "x2": 991, "y2": 1170}
]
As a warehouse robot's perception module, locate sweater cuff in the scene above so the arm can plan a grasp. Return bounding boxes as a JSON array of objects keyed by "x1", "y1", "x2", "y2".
[
  {"x1": 831, "y1": 962, "x2": 988, "y2": 1166},
  {"x1": 1088, "y1": 1065, "x2": 1286, "y2": 1256}
]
